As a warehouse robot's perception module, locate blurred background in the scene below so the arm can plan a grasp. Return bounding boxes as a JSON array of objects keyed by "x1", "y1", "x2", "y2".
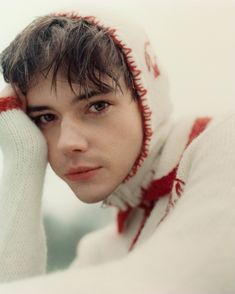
[{"x1": 0, "y1": 0, "x2": 235, "y2": 271}]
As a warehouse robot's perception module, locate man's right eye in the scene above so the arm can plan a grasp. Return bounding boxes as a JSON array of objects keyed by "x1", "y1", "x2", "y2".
[{"x1": 31, "y1": 114, "x2": 55, "y2": 126}]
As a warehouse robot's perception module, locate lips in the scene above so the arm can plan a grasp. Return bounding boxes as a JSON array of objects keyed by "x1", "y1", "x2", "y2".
[{"x1": 64, "y1": 166, "x2": 101, "y2": 181}]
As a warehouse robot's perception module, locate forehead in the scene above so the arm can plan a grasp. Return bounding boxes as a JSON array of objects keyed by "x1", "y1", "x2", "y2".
[
  {"x1": 29, "y1": 69, "x2": 127, "y2": 94},
  {"x1": 26, "y1": 72, "x2": 128, "y2": 107}
]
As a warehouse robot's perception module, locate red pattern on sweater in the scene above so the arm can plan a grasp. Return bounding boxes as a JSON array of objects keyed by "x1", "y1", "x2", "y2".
[
  {"x1": 144, "y1": 41, "x2": 160, "y2": 78},
  {"x1": 117, "y1": 117, "x2": 211, "y2": 250}
]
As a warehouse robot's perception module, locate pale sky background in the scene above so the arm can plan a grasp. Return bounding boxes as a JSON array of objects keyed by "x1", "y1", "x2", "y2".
[{"x1": 0, "y1": 0, "x2": 235, "y2": 218}]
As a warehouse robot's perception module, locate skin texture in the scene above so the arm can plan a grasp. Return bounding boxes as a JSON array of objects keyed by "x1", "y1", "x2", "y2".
[{"x1": 25, "y1": 75, "x2": 144, "y2": 203}]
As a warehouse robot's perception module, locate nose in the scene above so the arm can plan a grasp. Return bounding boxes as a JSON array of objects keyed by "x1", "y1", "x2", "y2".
[{"x1": 57, "y1": 117, "x2": 89, "y2": 154}]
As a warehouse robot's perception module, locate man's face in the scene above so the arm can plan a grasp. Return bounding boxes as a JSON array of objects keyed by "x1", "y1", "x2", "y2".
[{"x1": 26, "y1": 75, "x2": 143, "y2": 203}]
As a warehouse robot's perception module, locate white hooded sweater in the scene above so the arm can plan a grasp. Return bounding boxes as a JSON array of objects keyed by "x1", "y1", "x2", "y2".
[{"x1": 0, "y1": 11, "x2": 235, "y2": 294}]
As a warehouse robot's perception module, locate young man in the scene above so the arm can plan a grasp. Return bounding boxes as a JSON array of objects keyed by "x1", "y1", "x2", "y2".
[{"x1": 0, "y1": 11, "x2": 235, "y2": 293}]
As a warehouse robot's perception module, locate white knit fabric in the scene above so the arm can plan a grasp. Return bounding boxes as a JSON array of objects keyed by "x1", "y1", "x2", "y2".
[
  {"x1": 0, "y1": 107, "x2": 48, "y2": 281},
  {"x1": 1, "y1": 113, "x2": 235, "y2": 294},
  {"x1": 0, "y1": 10, "x2": 235, "y2": 294}
]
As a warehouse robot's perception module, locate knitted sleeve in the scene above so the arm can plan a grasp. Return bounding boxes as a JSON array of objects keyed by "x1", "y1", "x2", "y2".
[
  {"x1": 0, "y1": 96, "x2": 48, "y2": 282},
  {"x1": 0, "y1": 114, "x2": 235, "y2": 294}
]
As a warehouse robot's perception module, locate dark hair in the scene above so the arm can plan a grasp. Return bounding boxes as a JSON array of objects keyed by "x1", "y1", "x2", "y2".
[{"x1": 0, "y1": 14, "x2": 136, "y2": 97}]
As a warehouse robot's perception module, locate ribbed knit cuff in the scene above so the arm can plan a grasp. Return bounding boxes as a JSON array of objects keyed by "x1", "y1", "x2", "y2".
[{"x1": 0, "y1": 96, "x2": 22, "y2": 112}]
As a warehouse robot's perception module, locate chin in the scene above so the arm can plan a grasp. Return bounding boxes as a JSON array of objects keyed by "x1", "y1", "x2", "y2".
[
  {"x1": 72, "y1": 187, "x2": 111, "y2": 204},
  {"x1": 75, "y1": 194, "x2": 105, "y2": 204},
  {"x1": 64, "y1": 177, "x2": 122, "y2": 204}
]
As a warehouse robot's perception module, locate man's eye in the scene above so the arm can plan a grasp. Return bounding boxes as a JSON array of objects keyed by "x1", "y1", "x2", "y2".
[
  {"x1": 88, "y1": 101, "x2": 110, "y2": 113},
  {"x1": 31, "y1": 114, "x2": 55, "y2": 125}
]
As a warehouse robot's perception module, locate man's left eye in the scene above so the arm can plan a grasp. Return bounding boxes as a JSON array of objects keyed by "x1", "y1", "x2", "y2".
[{"x1": 89, "y1": 101, "x2": 110, "y2": 113}]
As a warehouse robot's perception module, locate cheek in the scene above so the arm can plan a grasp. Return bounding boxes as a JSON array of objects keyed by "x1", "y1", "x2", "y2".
[
  {"x1": 123, "y1": 107, "x2": 144, "y2": 161},
  {"x1": 44, "y1": 133, "x2": 60, "y2": 172},
  {"x1": 120, "y1": 106, "x2": 143, "y2": 146},
  {"x1": 107, "y1": 108, "x2": 143, "y2": 164}
]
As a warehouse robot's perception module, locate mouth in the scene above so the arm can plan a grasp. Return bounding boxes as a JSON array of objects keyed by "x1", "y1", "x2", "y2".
[{"x1": 64, "y1": 166, "x2": 102, "y2": 182}]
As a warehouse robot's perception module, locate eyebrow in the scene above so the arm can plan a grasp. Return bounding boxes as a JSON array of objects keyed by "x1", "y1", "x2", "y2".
[{"x1": 26, "y1": 90, "x2": 105, "y2": 114}]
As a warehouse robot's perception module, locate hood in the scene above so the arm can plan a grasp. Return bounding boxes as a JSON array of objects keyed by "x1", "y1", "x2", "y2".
[{"x1": 54, "y1": 10, "x2": 173, "y2": 210}]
